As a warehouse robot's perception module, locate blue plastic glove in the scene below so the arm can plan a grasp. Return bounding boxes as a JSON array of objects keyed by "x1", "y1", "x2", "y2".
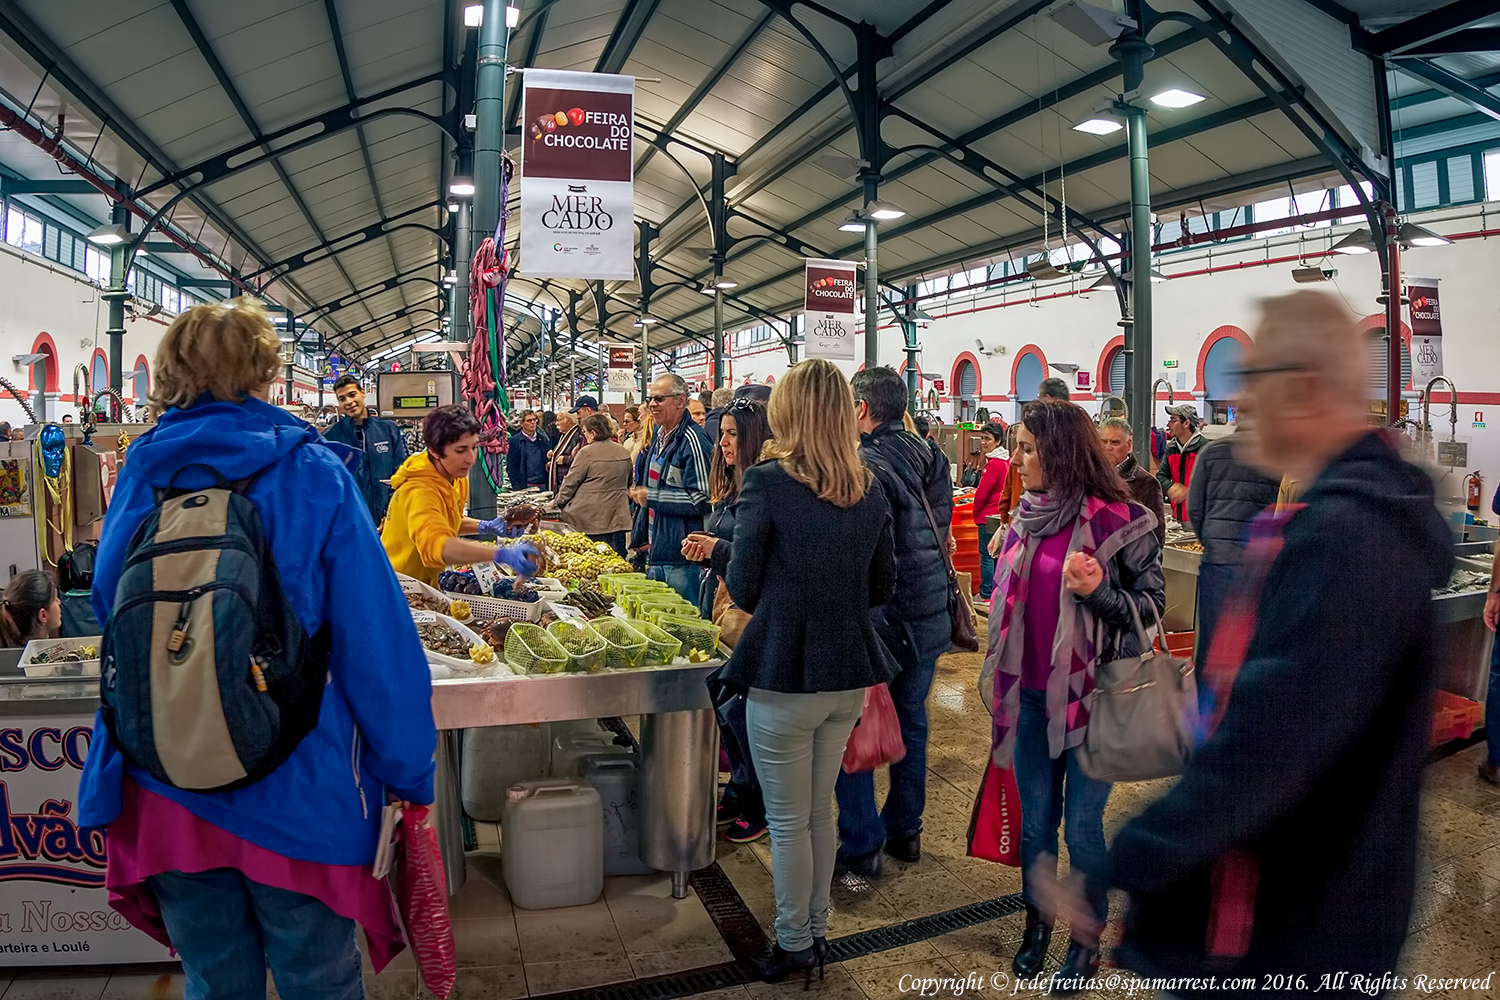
[
  {"x1": 494, "y1": 541, "x2": 542, "y2": 578},
  {"x1": 476, "y1": 516, "x2": 507, "y2": 537}
]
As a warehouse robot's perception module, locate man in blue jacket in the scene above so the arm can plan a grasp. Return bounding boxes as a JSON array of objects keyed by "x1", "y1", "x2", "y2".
[
  {"x1": 322, "y1": 374, "x2": 408, "y2": 527},
  {"x1": 636, "y1": 373, "x2": 713, "y2": 602},
  {"x1": 507, "y1": 409, "x2": 549, "y2": 490}
]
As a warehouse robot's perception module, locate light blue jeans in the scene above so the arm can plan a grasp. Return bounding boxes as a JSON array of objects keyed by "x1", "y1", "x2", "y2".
[
  {"x1": 648, "y1": 562, "x2": 702, "y2": 605},
  {"x1": 746, "y1": 686, "x2": 865, "y2": 951},
  {"x1": 149, "y1": 868, "x2": 364, "y2": 1000}
]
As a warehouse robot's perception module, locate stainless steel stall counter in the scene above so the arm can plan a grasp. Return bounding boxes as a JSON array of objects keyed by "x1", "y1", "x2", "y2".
[{"x1": 430, "y1": 663, "x2": 719, "y2": 898}]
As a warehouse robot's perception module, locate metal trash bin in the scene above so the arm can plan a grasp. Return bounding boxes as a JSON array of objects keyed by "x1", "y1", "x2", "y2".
[{"x1": 639, "y1": 708, "x2": 717, "y2": 897}]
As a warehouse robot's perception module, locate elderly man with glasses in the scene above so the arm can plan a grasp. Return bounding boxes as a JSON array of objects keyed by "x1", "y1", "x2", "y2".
[{"x1": 629, "y1": 373, "x2": 714, "y2": 602}]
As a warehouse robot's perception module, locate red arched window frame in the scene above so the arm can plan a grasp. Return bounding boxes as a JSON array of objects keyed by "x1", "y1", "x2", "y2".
[
  {"x1": 1009, "y1": 343, "x2": 1049, "y2": 397},
  {"x1": 1193, "y1": 326, "x2": 1251, "y2": 393},
  {"x1": 130, "y1": 355, "x2": 152, "y2": 401},
  {"x1": 28, "y1": 332, "x2": 59, "y2": 392},
  {"x1": 1095, "y1": 335, "x2": 1125, "y2": 393},
  {"x1": 1357, "y1": 314, "x2": 1413, "y2": 390},
  {"x1": 951, "y1": 352, "x2": 981, "y2": 399}
]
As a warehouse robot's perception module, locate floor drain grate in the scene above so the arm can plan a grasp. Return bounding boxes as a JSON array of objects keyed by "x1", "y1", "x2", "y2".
[
  {"x1": 530, "y1": 962, "x2": 750, "y2": 1000},
  {"x1": 460, "y1": 813, "x2": 477, "y2": 853},
  {"x1": 689, "y1": 863, "x2": 771, "y2": 963},
  {"x1": 825, "y1": 893, "x2": 1026, "y2": 962}
]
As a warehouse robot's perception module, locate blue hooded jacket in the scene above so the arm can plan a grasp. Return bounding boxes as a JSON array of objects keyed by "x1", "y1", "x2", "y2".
[
  {"x1": 77, "y1": 397, "x2": 436, "y2": 867},
  {"x1": 322, "y1": 413, "x2": 408, "y2": 524}
]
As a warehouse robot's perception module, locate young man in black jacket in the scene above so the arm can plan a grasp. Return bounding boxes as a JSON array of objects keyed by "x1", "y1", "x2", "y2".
[
  {"x1": 1046, "y1": 291, "x2": 1452, "y2": 998},
  {"x1": 835, "y1": 366, "x2": 953, "y2": 877}
]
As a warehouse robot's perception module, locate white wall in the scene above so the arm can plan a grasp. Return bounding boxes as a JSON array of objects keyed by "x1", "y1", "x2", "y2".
[
  {"x1": 0, "y1": 239, "x2": 170, "y2": 426},
  {"x1": 721, "y1": 202, "x2": 1500, "y2": 505}
]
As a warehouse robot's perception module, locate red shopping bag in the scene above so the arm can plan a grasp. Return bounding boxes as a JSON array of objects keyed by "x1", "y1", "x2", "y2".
[
  {"x1": 966, "y1": 760, "x2": 1021, "y2": 866},
  {"x1": 392, "y1": 805, "x2": 457, "y2": 999},
  {"x1": 841, "y1": 684, "x2": 906, "y2": 773}
]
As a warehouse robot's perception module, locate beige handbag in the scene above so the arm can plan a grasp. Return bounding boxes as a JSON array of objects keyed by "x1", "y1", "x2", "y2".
[
  {"x1": 711, "y1": 578, "x2": 752, "y2": 649},
  {"x1": 1076, "y1": 598, "x2": 1198, "y2": 783}
]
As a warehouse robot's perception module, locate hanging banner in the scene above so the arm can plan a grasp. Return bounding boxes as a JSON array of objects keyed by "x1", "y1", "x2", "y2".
[
  {"x1": 607, "y1": 346, "x2": 636, "y2": 393},
  {"x1": 520, "y1": 69, "x2": 634, "y2": 281},
  {"x1": 1409, "y1": 276, "x2": 1442, "y2": 384},
  {"x1": 803, "y1": 258, "x2": 858, "y2": 360}
]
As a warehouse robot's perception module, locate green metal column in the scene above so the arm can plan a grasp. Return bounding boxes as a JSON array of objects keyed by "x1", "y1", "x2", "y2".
[
  {"x1": 902, "y1": 284, "x2": 919, "y2": 414},
  {"x1": 863, "y1": 200, "x2": 879, "y2": 371},
  {"x1": 469, "y1": 0, "x2": 508, "y2": 517},
  {"x1": 103, "y1": 193, "x2": 130, "y2": 399},
  {"x1": 1113, "y1": 28, "x2": 1154, "y2": 463}
]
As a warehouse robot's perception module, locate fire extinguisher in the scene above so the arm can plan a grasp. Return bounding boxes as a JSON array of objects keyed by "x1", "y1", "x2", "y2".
[{"x1": 1467, "y1": 471, "x2": 1483, "y2": 512}]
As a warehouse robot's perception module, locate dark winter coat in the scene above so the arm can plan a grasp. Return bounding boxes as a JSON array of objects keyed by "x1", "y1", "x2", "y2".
[
  {"x1": 506, "y1": 431, "x2": 550, "y2": 490},
  {"x1": 719, "y1": 460, "x2": 899, "y2": 694},
  {"x1": 1187, "y1": 435, "x2": 1280, "y2": 565},
  {"x1": 860, "y1": 421, "x2": 953, "y2": 668},
  {"x1": 322, "y1": 414, "x2": 408, "y2": 524},
  {"x1": 1118, "y1": 454, "x2": 1166, "y2": 548},
  {"x1": 1156, "y1": 431, "x2": 1205, "y2": 521},
  {"x1": 1110, "y1": 432, "x2": 1453, "y2": 997}
]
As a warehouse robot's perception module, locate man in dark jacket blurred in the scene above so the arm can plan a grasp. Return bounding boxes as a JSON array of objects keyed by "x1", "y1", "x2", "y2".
[
  {"x1": 1077, "y1": 291, "x2": 1452, "y2": 999},
  {"x1": 836, "y1": 366, "x2": 952, "y2": 876},
  {"x1": 1187, "y1": 427, "x2": 1279, "y2": 665},
  {"x1": 506, "y1": 410, "x2": 550, "y2": 490}
]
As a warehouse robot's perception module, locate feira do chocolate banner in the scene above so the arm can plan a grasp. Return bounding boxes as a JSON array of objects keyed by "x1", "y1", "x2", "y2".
[
  {"x1": 520, "y1": 69, "x2": 634, "y2": 281},
  {"x1": 606, "y1": 345, "x2": 636, "y2": 393},
  {"x1": 802, "y1": 258, "x2": 858, "y2": 360},
  {"x1": 1408, "y1": 276, "x2": 1442, "y2": 384}
]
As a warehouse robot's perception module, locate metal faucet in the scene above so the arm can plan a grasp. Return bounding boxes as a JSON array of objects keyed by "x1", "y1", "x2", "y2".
[{"x1": 1422, "y1": 376, "x2": 1458, "y2": 442}]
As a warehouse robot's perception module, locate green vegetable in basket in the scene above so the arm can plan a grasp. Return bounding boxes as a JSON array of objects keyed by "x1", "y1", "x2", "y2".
[
  {"x1": 546, "y1": 620, "x2": 607, "y2": 673},
  {"x1": 504, "y1": 622, "x2": 568, "y2": 675},
  {"x1": 592, "y1": 618, "x2": 649, "y2": 670},
  {"x1": 626, "y1": 618, "x2": 682, "y2": 666},
  {"x1": 655, "y1": 614, "x2": 721, "y2": 660}
]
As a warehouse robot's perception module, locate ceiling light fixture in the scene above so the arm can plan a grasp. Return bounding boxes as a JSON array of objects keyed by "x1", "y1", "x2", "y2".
[
  {"x1": 447, "y1": 202, "x2": 460, "y2": 212},
  {"x1": 1330, "y1": 228, "x2": 1377, "y2": 254},
  {"x1": 1149, "y1": 89, "x2": 1206, "y2": 108},
  {"x1": 448, "y1": 178, "x2": 476, "y2": 196},
  {"x1": 1073, "y1": 114, "x2": 1125, "y2": 135},
  {"x1": 464, "y1": 5, "x2": 483, "y2": 26},
  {"x1": 866, "y1": 200, "x2": 906, "y2": 220},
  {"x1": 86, "y1": 223, "x2": 129, "y2": 245},
  {"x1": 838, "y1": 211, "x2": 868, "y2": 233},
  {"x1": 633, "y1": 315, "x2": 659, "y2": 327},
  {"x1": 1398, "y1": 222, "x2": 1452, "y2": 247},
  {"x1": 714, "y1": 279, "x2": 737, "y2": 289}
]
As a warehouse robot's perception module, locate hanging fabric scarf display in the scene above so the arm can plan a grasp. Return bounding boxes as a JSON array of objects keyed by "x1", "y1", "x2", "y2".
[
  {"x1": 35, "y1": 423, "x2": 72, "y2": 564},
  {"x1": 461, "y1": 152, "x2": 515, "y2": 492}
]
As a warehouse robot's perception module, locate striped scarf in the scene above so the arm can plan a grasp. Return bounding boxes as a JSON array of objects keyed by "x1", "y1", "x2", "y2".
[{"x1": 981, "y1": 493, "x2": 1157, "y2": 766}]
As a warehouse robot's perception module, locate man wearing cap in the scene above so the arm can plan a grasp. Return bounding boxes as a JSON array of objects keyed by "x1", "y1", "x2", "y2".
[
  {"x1": 1156, "y1": 403, "x2": 1205, "y2": 522},
  {"x1": 548, "y1": 395, "x2": 597, "y2": 493}
]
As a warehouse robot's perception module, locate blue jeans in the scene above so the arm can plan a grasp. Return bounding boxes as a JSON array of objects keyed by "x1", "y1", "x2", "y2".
[
  {"x1": 978, "y1": 525, "x2": 997, "y2": 600},
  {"x1": 149, "y1": 868, "x2": 364, "y2": 1000},
  {"x1": 1014, "y1": 688, "x2": 1111, "y2": 921},
  {"x1": 1488, "y1": 636, "x2": 1500, "y2": 767},
  {"x1": 746, "y1": 686, "x2": 865, "y2": 950},
  {"x1": 835, "y1": 656, "x2": 938, "y2": 861},
  {"x1": 648, "y1": 562, "x2": 701, "y2": 604}
]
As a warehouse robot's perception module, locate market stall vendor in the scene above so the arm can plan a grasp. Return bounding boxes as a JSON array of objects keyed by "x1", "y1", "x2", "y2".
[{"x1": 382, "y1": 405, "x2": 540, "y2": 586}]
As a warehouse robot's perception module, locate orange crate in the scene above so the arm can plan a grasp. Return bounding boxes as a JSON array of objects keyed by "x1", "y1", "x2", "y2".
[{"x1": 1431, "y1": 690, "x2": 1483, "y2": 746}]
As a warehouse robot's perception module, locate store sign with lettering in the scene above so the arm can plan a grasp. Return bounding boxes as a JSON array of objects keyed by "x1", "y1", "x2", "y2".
[
  {"x1": 1409, "y1": 276, "x2": 1442, "y2": 384},
  {"x1": 520, "y1": 69, "x2": 635, "y2": 281},
  {"x1": 803, "y1": 258, "x2": 858, "y2": 360},
  {"x1": 0, "y1": 717, "x2": 170, "y2": 964},
  {"x1": 607, "y1": 345, "x2": 636, "y2": 393}
]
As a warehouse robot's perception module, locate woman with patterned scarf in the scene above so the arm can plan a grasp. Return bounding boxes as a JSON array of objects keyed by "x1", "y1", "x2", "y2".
[{"x1": 978, "y1": 400, "x2": 1164, "y2": 992}]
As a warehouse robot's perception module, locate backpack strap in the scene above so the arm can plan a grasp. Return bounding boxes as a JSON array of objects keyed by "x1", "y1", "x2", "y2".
[{"x1": 153, "y1": 441, "x2": 306, "y2": 504}]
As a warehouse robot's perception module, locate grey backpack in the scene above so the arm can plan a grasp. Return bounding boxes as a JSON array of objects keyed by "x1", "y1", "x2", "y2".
[{"x1": 101, "y1": 459, "x2": 329, "y2": 792}]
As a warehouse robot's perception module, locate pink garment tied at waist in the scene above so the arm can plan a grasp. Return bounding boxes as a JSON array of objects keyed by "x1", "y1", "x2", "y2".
[{"x1": 105, "y1": 778, "x2": 406, "y2": 972}]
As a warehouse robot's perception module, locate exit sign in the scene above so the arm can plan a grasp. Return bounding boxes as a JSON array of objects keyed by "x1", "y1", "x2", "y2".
[{"x1": 1162, "y1": 360, "x2": 1179, "y2": 369}]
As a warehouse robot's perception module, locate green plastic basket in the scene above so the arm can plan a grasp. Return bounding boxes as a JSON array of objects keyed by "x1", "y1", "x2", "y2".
[
  {"x1": 547, "y1": 620, "x2": 608, "y2": 673},
  {"x1": 656, "y1": 615, "x2": 722, "y2": 659},
  {"x1": 591, "y1": 617, "x2": 650, "y2": 670},
  {"x1": 626, "y1": 591, "x2": 693, "y2": 618},
  {"x1": 626, "y1": 618, "x2": 682, "y2": 665},
  {"x1": 599, "y1": 573, "x2": 650, "y2": 596},
  {"x1": 504, "y1": 622, "x2": 568, "y2": 675},
  {"x1": 642, "y1": 602, "x2": 702, "y2": 626}
]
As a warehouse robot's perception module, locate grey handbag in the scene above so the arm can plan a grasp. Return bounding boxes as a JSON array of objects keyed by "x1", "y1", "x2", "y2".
[{"x1": 1076, "y1": 598, "x2": 1199, "y2": 783}]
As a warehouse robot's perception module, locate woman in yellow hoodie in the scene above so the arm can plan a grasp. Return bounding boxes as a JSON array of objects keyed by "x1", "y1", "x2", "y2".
[{"x1": 382, "y1": 406, "x2": 541, "y2": 585}]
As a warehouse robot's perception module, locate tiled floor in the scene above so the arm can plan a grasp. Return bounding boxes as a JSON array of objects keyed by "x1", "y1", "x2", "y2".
[{"x1": 8, "y1": 642, "x2": 1500, "y2": 999}]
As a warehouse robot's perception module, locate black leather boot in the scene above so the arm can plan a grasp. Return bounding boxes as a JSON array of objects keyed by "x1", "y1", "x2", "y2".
[
  {"x1": 752, "y1": 944, "x2": 819, "y2": 989},
  {"x1": 884, "y1": 831, "x2": 921, "y2": 863},
  {"x1": 1050, "y1": 940, "x2": 1099, "y2": 996},
  {"x1": 1011, "y1": 905, "x2": 1052, "y2": 977}
]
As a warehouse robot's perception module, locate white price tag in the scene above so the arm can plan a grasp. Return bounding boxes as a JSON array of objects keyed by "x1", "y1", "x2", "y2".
[
  {"x1": 550, "y1": 601, "x2": 587, "y2": 621},
  {"x1": 410, "y1": 610, "x2": 437, "y2": 624},
  {"x1": 472, "y1": 561, "x2": 501, "y2": 593}
]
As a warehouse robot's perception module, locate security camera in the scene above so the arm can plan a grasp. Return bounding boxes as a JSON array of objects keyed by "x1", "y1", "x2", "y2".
[
  {"x1": 975, "y1": 339, "x2": 1006, "y2": 357},
  {"x1": 1291, "y1": 265, "x2": 1337, "y2": 283}
]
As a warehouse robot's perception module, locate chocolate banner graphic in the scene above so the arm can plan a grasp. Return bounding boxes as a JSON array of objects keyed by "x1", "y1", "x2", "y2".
[
  {"x1": 520, "y1": 69, "x2": 634, "y2": 280},
  {"x1": 1408, "y1": 276, "x2": 1442, "y2": 384},
  {"x1": 607, "y1": 346, "x2": 636, "y2": 393},
  {"x1": 803, "y1": 258, "x2": 858, "y2": 360}
]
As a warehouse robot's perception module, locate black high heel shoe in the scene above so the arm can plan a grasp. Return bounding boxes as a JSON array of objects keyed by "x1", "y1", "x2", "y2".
[
  {"x1": 753, "y1": 944, "x2": 819, "y2": 989},
  {"x1": 812, "y1": 937, "x2": 830, "y2": 980}
]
